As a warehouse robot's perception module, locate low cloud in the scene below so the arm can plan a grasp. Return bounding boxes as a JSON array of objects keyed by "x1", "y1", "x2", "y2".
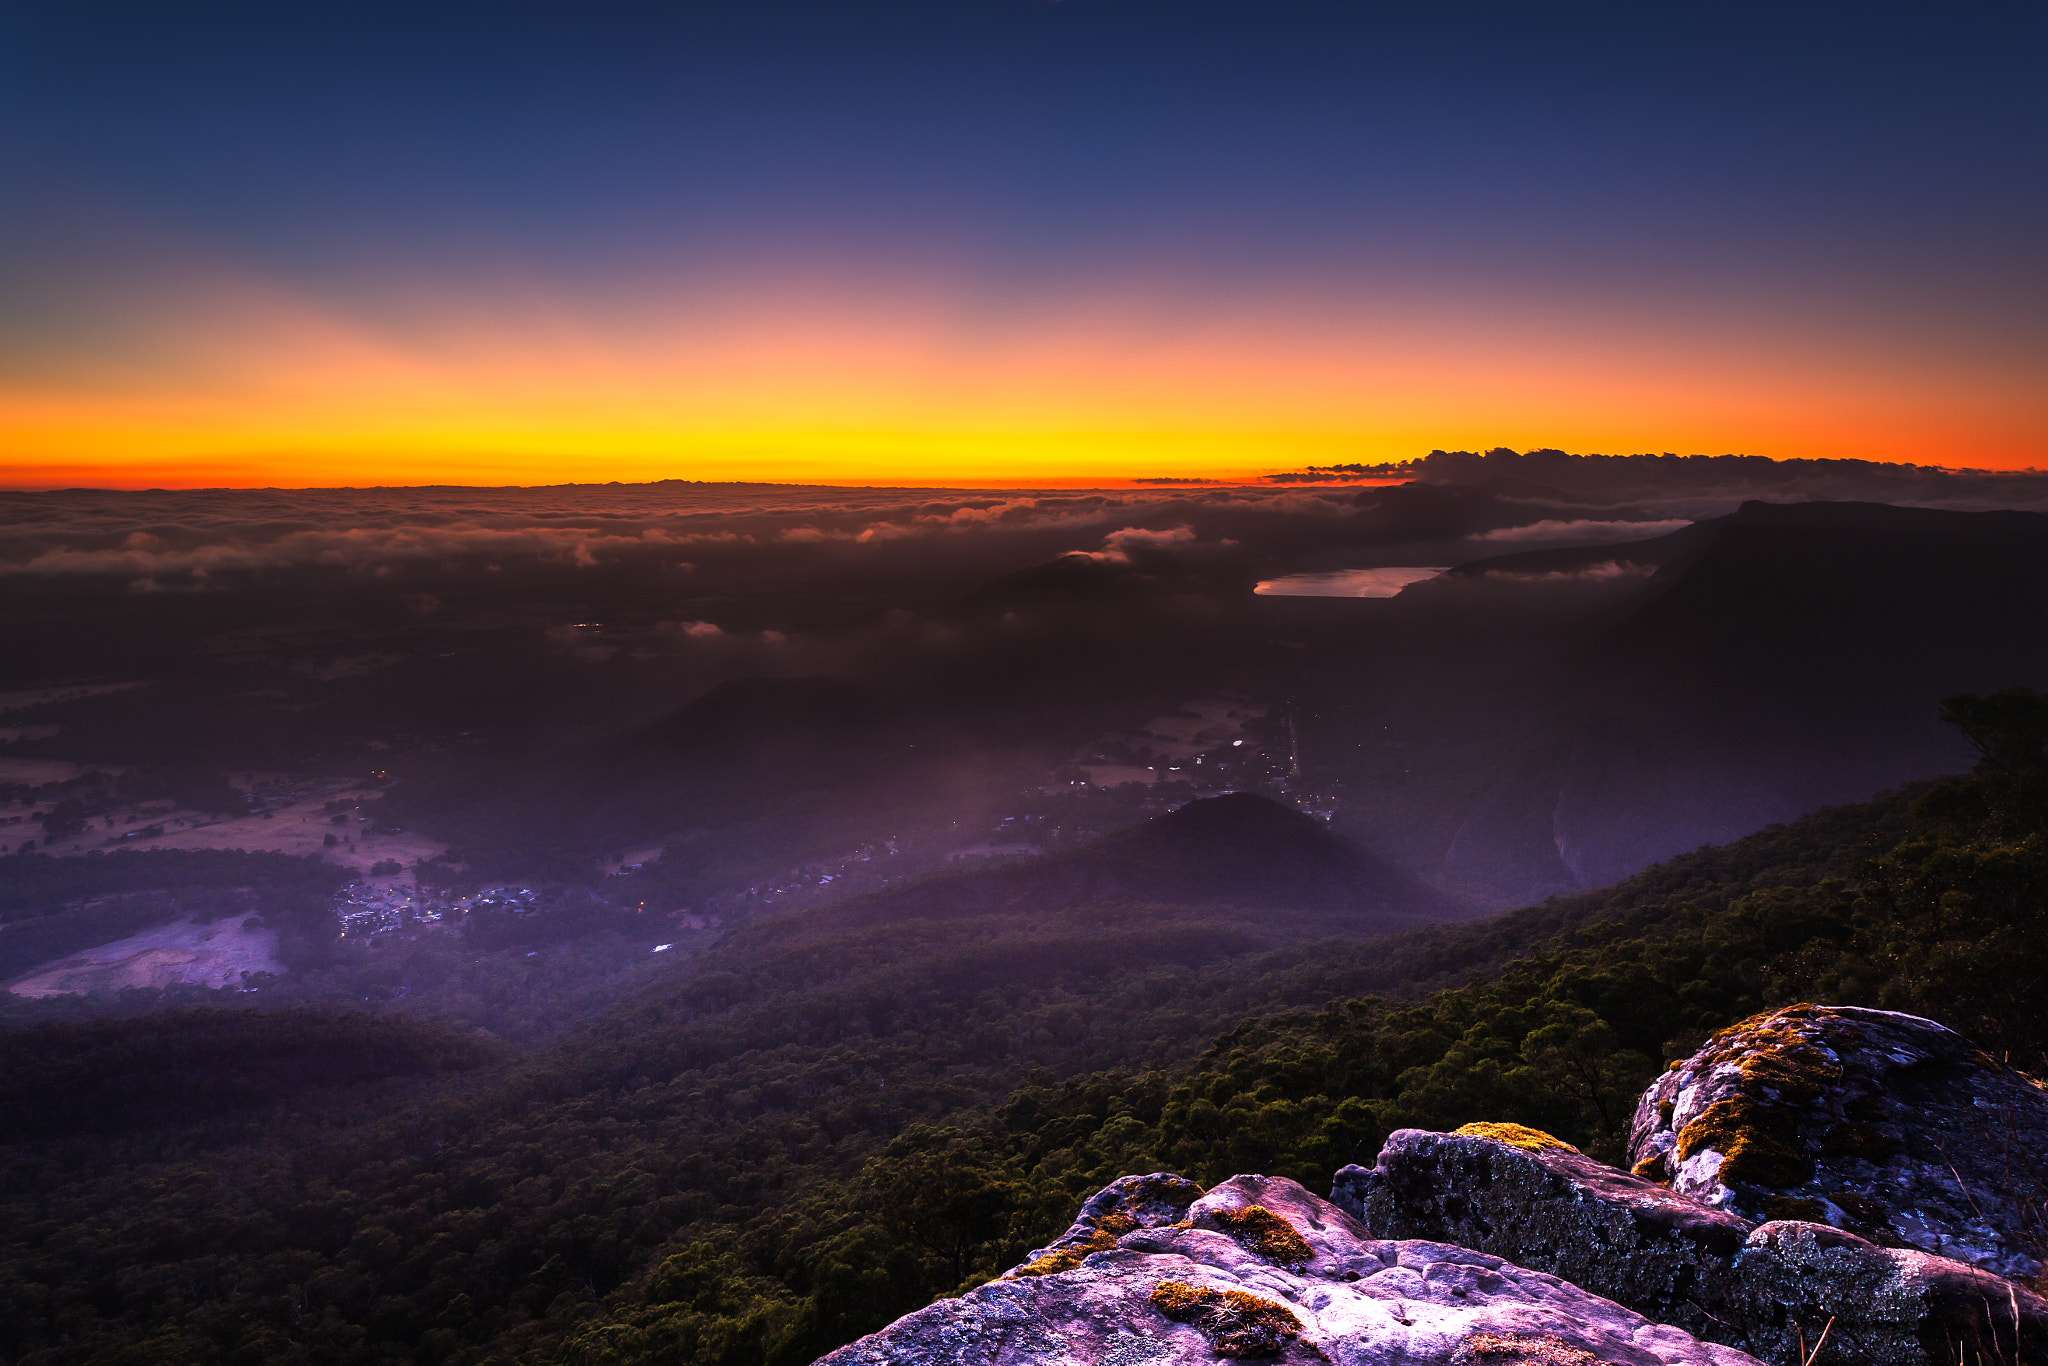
[
  {"x1": 1091, "y1": 524, "x2": 1198, "y2": 564},
  {"x1": 659, "y1": 620, "x2": 725, "y2": 639},
  {"x1": 1472, "y1": 518, "x2": 1692, "y2": 545},
  {"x1": 1475, "y1": 559, "x2": 1658, "y2": 584},
  {"x1": 0, "y1": 484, "x2": 1359, "y2": 587}
]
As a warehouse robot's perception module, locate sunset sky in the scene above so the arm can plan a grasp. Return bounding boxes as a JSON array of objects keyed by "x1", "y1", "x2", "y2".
[{"x1": 2, "y1": 0, "x2": 2044, "y2": 488}]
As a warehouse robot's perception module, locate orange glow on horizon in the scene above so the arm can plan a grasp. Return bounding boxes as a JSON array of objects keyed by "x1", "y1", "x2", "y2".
[{"x1": 3, "y1": 267, "x2": 2043, "y2": 489}]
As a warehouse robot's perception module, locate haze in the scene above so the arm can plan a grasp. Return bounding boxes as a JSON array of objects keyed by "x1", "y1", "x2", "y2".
[{"x1": 6, "y1": 4, "x2": 2048, "y2": 1364}]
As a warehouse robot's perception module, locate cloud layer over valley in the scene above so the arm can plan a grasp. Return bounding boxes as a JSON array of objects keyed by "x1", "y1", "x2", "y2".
[{"x1": 6, "y1": 452, "x2": 2048, "y2": 913}]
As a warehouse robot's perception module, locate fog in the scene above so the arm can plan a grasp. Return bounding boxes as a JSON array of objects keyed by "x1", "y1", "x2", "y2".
[{"x1": 5, "y1": 451, "x2": 2048, "y2": 942}]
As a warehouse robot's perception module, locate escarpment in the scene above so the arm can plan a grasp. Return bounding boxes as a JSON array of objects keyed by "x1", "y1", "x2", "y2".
[{"x1": 825, "y1": 1007, "x2": 2048, "y2": 1366}]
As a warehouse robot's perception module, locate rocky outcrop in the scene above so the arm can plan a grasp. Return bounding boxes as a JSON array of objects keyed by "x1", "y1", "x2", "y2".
[
  {"x1": 1010, "y1": 1173, "x2": 1208, "y2": 1276},
  {"x1": 1628, "y1": 1004, "x2": 2048, "y2": 1281},
  {"x1": 820, "y1": 1174, "x2": 1763, "y2": 1366},
  {"x1": 1341, "y1": 1127, "x2": 2048, "y2": 1366},
  {"x1": 820, "y1": 1007, "x2": 2048, "y2": 1366},
  {"x1": 1338, "y1": 1129, "x2": 1754, "y2": 1343}
]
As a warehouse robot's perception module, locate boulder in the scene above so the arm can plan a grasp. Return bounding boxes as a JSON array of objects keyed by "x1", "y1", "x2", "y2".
[
  {"x1": 1009, "y1": 1172, "x2": 1207, "y2": 1276},
  {"x1": 820, "y1": 1173, "x2": 1762, "y2": 1366},
  {"x1": 1339, "y1": 1128, "x2": 1753, "y2": 1339},
  {"x1": 1628, "y1": 1004, "x2": 2048, "y2": 1282},
  {"x1": 1341, "y1": 1127, "x2": 2048, "y2": 1366}
]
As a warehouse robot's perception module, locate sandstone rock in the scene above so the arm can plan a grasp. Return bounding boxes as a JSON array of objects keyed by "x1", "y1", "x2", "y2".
[
  {"x1": 1011, "y1": 1173, "x2": 1207, "y2": 1277},
  {"x1": 1737, "y1": 1221, "x2": 2046, "y2": 1366},
  {"x1": 1628, "y1": 1004, "x2": 2048, "y2": 1282},
  {"x1": 1340, "y1": 1128, "x2": 1754, "y2": 1340},
  {"x1": 1343, "y1": 1127, "x2": 2048, "y2": 1366},
  {"x1": 820, "y1": 1173, "x2": 1762, "y2": 1366}
]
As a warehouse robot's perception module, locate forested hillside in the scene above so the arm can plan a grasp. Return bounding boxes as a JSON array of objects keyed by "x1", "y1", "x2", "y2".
[{"x1": 0, "y1": 692, "x2": 2042, "y2": 1366}]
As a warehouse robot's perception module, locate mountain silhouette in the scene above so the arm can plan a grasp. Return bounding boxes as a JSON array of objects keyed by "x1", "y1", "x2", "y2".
[
  {"x1": 1435, "y1": 501, "x2": 2048, "y2": 892},
  {"x1": 825, "y1": 791, "x2": 1469, "y2": 933}
]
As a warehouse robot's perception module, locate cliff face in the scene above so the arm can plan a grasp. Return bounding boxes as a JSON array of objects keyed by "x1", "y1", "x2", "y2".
[{"x1": 820, "y1": 1007, "x2": 2048, "y2": 1366}]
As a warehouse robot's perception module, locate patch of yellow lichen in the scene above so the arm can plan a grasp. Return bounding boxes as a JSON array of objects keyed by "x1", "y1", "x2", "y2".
[
  {"x1": 1665, "y1": 1005, "x2": 1862, "y2": 1193},
  {"x1": 1210, "y1": 1204, "x2": 1313, "y2": 1271},
  {"x1": 1151, "y1": 1279, "x2": 1304, "y2": 1357},
  {"x1": 1451, "y1": 1330, "x2": 1605, "y2": 1366},
  {"x1": 1674, "y1": 1096, "x2": 1812, "y2": 1188},
  {"x1": 1016, "y1": 1211, "x2": 1137, "y2": 1276},
  {"x1": 1737, "y1": 1033, "x2": 1840, "y2": 1104},
  {"x1": 1695, "y1": 1008, "x2": 1843, "y2": 1106},
  {"x1": 1453, "y1": 1122, "x2": 1581, "y2": 1154}
]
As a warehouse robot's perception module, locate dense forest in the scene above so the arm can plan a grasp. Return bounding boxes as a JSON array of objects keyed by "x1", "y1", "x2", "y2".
[{"x1": 0, "y1": 692, "x2": 2042, "y2": 1366}]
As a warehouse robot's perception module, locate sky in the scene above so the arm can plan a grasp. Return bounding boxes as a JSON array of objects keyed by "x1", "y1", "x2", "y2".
[{"x1": 1, "y1": 0, "x2": 2044, "y2": 488}]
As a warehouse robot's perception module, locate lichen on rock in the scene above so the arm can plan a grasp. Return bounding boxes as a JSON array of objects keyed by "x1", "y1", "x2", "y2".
[
  {"x1": 1150, "y1": 1279, "x2": 1305, "y2": 1356},
  {"x1": 822, "y1": 1172, "x2": 1761, "y2": 1366},
  {"x1": 1348, "y1": 1125, "x2": 2048, "y2": 1366},
  {"x1": 1019, "y1": 1212, "x2": 1140, "y2": 1276},
  {"x1": 1339, "y1": 1129, "x2": 1755, "y2": 1355},
  {"x1": 1451, "y1": 1330, "x2": 1607, "y2": 1366},
  {"x1": 1672, "y1": 1095, "x2": 1812, "y2": 1188},
  {"x1": 1452, "y1": 1122, "x2": 1582, "y2": 1154},
  {"x1": 1009, "y1": 1172, "x2": 1206, "y2": 1280},
  {"x1": 1204, "y1": 1205, "x2": 1315, "y2": 1272},
  {"x1": 1627, "y1": 1003, "x2": 2048, "y2": 1282}
]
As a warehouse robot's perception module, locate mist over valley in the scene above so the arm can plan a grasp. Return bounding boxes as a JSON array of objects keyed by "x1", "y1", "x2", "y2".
[{"x1": 5, "y1": 453, "x2": 2048, "y2": 1364}]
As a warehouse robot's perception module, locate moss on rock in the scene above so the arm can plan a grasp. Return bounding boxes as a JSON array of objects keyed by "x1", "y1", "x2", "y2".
[
  {"x1": 1450, "y1": 1330, "x2": 1608, "y2": 1366},
  {"x1": 1632, "y1": 1003, "x2": 2048, "y2": 1284},
  {"x1": 1453, "y1": 1122, "x2": 1581, "y2": 1155},
  {"x1": 1210, "y1": 1203, "x2": 1314, "y2": 1271},
  {"x1": 1674, "y1": 1096, "x2": 1813, "y2": 1188},
  {"x1": 1151, "y1": 1278, "x2": 1304, "y2": 1357},
  {"x1": 1721, "y1": 1005, "x2": 1844, "y2": 1105},
  {"x1": 1017, "y1": 1211, "x2": 1137, "y2": 1276}
]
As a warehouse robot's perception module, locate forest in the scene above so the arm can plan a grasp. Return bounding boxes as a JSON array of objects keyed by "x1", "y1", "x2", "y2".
[{"x1": 0, "y1": 691, "x2": 2040, "y2": 1365}]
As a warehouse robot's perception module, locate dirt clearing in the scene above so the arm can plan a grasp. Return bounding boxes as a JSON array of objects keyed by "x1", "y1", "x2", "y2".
[{"x1": 8, "y1": 915, "x2": 282, "y2": 998}]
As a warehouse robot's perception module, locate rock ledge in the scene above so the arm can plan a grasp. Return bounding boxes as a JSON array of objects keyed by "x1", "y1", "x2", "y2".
[{"x1": 820, "y1": 1174, "x2": 1761, "y2": 1366}]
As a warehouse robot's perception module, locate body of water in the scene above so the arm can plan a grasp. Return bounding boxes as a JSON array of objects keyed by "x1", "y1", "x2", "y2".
[{"x1": 1253, "y1": 567, "x2": 1447, "y2": 598}]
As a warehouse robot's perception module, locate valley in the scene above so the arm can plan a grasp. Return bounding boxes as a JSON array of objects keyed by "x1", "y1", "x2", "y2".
[
  {"x1": 3, "y1": 457, "x2": 2048, "y2": 1365},
  {"x1": 6, "y1": 0, "x2": 2045, "y2": 1355}
]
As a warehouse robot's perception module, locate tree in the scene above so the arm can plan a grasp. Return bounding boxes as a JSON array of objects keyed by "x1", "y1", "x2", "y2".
[
  {"x1": 1939, "y1": 688, "x2": 2048, "y2": 833},
  {"x1": 864, "y1": 1127, "x2": 1019, "y2": 1288}
]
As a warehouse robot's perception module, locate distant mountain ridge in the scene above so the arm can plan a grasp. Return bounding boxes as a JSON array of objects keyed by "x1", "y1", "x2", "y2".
[
  {"x1": 1444, "y1": 498, "x2": 2048, "y2": 581},
  {"x1": 1425, "y1": 499, "x2": 2048, "y2": 892},
  {"x1": 1409, "y1": 449, "x2": 2048, "y2": 509},
  {"x1": 823, "y1": 792, "x2": 1469, "y2": 933}
]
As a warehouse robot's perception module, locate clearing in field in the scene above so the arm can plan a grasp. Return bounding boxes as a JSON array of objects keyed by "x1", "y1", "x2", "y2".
[{"x1": 7, "y1": 915, "x2": 282, "y2": 998}]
